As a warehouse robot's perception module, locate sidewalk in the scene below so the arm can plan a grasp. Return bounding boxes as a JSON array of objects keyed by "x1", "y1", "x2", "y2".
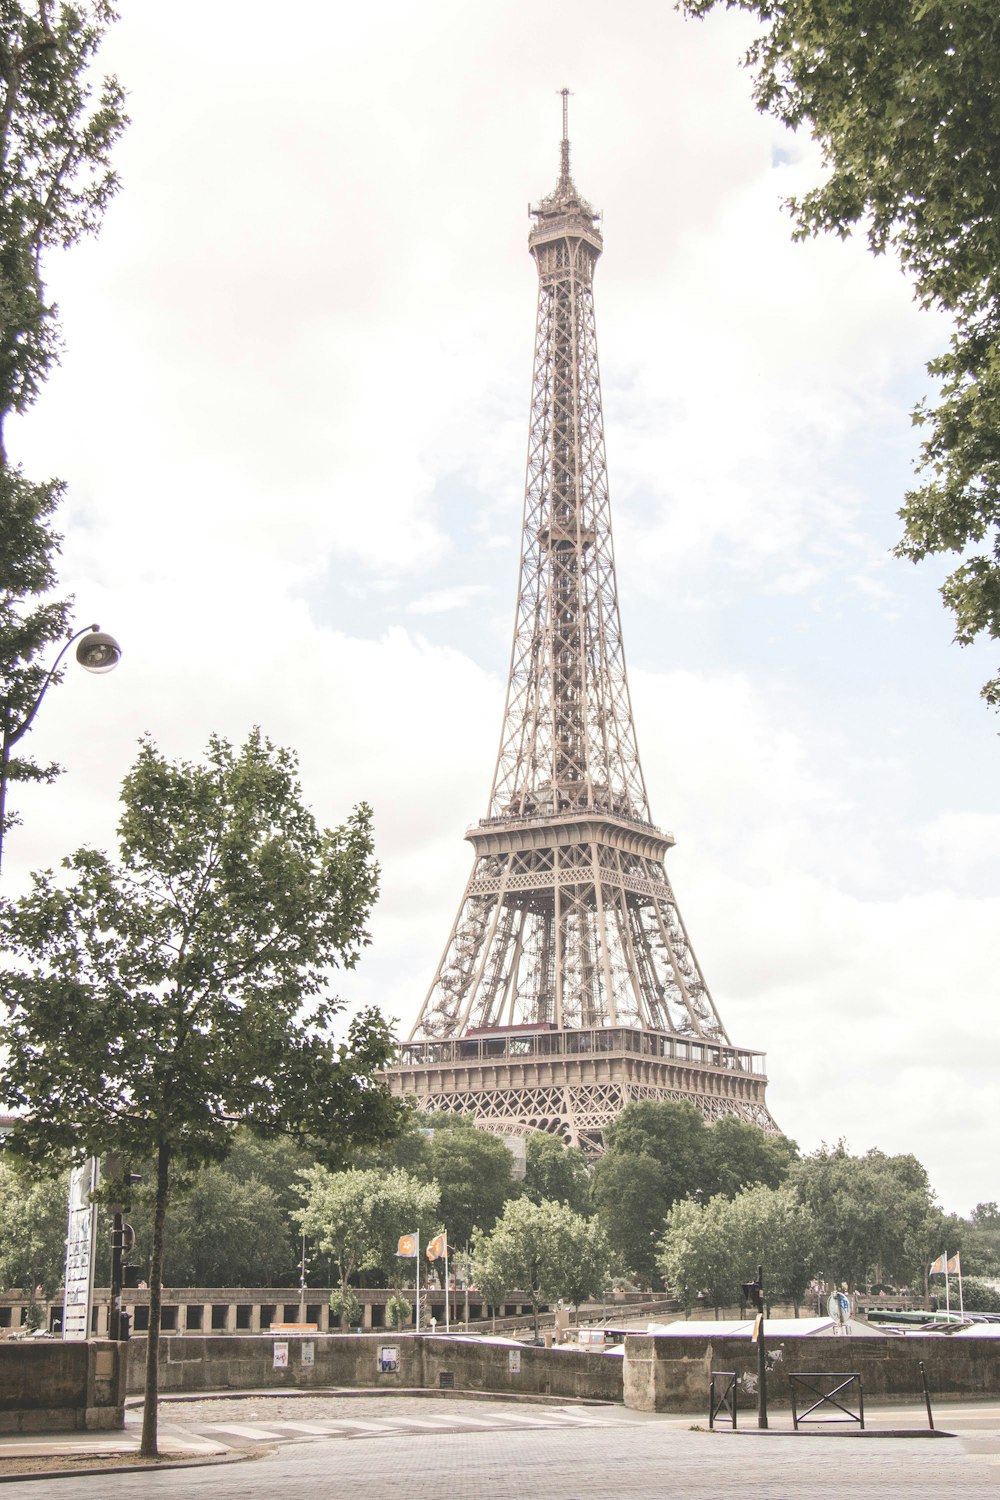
[{"x1": 0, "y1": 1409, "x2": 236, "y2": 1482}]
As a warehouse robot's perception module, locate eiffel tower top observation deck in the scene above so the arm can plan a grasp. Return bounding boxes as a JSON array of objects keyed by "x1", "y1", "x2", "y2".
[{"x1": 395, "y1": 99, "x2": 775, "y2": 1145}]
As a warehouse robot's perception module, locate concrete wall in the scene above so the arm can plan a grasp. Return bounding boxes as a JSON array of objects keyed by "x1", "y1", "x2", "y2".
[
  {"x1": 0, "y1": 1341, "x2": 127, "y2": 1433},
  {"x1": 623, "y1": 1333, "x2": 1000, "y2": 1413},
  {"x1": 125, "y1": 1333, "x2": 624, "y2": 1404}
]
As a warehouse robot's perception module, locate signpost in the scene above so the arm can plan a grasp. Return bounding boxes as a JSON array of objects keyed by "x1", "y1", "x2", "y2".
[
  {"x1": 742, "y1": 1265, "x2": 768, "y2": 1429},
  {"x1": 63, "y1": 1158, "x2": 99, "y2": 1341}
]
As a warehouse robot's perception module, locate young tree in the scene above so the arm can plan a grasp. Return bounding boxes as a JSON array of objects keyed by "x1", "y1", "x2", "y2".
[
  {"x1": 0, "y1": 4, "x2": 127, "y2": 849},
  {"x1": 0, "y1": 730, "x2": 403, "y2": 1456},
  {"x1": 680, "y1": 0, "x2": 1000, "y2": 707},
  {"x1": 472, "y1": 1198, "x2": 610, "y2": 1337},
  {"x1": 660, "y1": 1184, "x2": 817, "y2": 1315},
  {"x1": 725, "y1": 1184, "x2": 818, "y2": 1316},
  {"x1": 658, "y1": 1195, "x2": 733, "y2": 1313},
  {"x1": 296, "y1": 1165, "x2": 440, "y2": 1324}
]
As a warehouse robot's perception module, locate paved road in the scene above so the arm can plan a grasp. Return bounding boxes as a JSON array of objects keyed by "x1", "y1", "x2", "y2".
[{"x1": 2, "y1": 1395, "x2": 997, "y2": 1498}]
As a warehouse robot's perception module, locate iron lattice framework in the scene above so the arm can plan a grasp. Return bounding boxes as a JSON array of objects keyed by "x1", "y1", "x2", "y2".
[{"x1": 391, "y1": 98, "x2": 775, "y2": 1150}]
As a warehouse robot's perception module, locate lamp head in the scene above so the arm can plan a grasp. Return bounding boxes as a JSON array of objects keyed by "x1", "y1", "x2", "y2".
[{"x1": 76, "y1": 628, "x2": 122, "y2": 675}]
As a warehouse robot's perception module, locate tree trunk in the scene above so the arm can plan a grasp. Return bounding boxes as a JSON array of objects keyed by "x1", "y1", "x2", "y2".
[{"x1": 140, "y1": 1139, "x2": 170, "y2": 1459}]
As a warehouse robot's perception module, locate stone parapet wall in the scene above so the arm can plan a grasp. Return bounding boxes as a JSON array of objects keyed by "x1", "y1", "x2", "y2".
[
  {"x1": 125, "y1": 1332, "x2": 624, "y2": 1404},
  {"x1": 0, "y1": 1341, "x2": 126, "y2": 1433},
  {"x1": 623, "y1": 1333, "x2": 1000, "y2": 1412}
]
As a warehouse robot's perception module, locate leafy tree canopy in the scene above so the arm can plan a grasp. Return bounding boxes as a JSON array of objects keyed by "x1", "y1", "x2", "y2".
[
  {"x1": 523, "y1": 1131, "x2": 591, "y2": 1215},
  {"x1": 157, "y1": 1167, "x2": 293, "y2": 1289},
  {"x1": 790, "y1": 1142, "x2": 937, "y2": 1288},
  {"x1": 702, "y1": 1116, "x2": 798, "y2": 1199},
  {"x1": 958, "y1": 1202, "x2": 1000, "y2": 1279},
  {"x1": 591, "y1": 1150, "x2": 670, "y2": 1286},
  {"x1": 0, "y1": 1, "x2": 127, "y2": 447},
  {"x1": 424, "y1": 1118, "x2": 518, "y2": 1248},
  {"x1": 352, "y1": 1112, "x2": 519, "y2": 1247},
  {"x1": 659, "y1": 1183, "x2": 817, "y2": 1313},
  {"x1": 680, "y1": 0, "x2": 1000, "y2": 706},
  {"x1": 0, "y1": 1157, "x2": 69, "y2": 1298}
]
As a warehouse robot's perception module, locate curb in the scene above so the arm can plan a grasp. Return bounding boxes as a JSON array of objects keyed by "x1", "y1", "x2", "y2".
[
  {"x1": 126, "y1": 1386, "x2": 615, "y2": 1409},
  {"x1": 0, "y1": 1449, "x2": 258, "y2": 1485},
  {"x1": 712, "y1": 1427, "x2": 957, "y2": 1440}
]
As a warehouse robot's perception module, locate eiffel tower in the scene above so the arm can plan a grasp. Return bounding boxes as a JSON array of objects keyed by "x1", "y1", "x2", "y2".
[{"x1": 389, "y1": 96, "x2": 776, "y2": 1152}]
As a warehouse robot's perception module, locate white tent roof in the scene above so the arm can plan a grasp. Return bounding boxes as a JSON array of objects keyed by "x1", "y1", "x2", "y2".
[{"x1": 643, "y1": 1317, "x2": 884, "y2": 1338}]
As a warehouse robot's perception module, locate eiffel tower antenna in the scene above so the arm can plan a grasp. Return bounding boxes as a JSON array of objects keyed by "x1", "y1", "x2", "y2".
[
  {"x1": 559, "y1": 86, "x2": 571, "y2": 183},
  {"x1": 389, "y1": 104, "x2": 776, "y2": 1151}
]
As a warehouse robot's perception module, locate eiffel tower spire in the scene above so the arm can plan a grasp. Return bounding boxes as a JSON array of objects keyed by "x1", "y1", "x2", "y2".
[{"x1": 391, "y1": 105, "x2": 775, "y2": 1150}]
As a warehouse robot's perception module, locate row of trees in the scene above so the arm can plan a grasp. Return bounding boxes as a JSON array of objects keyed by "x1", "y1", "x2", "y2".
[
  {"x1": 7, "y1": 1107, "x2": 995, "y2": 1321},
  {"x1": 658, "y1": 1141, "x2": 998, "y2": 1312}
]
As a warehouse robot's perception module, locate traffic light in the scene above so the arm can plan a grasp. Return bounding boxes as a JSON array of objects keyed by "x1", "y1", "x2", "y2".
[{"x1": 741, "y1": 1279, "x2": 763, "y2": 1312}]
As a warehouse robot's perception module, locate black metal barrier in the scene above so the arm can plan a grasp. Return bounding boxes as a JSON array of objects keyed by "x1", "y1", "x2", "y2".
[
  {"x1": 708, "y1": 1370, "x2": 738, "y2": 1430},
  {"x1": 789, "y1": 1372, "x2": 864, "y2": 1430},
  {"x1": 919, "y1": 1359, "x2": 935, "y2": 1430}
]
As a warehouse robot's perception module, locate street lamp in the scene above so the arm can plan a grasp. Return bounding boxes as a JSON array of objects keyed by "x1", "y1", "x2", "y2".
[{"x1": 0, "y1": 622, "x2": 122, "y2": 874}]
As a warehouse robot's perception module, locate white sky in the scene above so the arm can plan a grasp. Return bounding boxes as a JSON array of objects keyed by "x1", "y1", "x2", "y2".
[{"x1": 6, "y1": 1, "x2": 997, "y2": 1218}]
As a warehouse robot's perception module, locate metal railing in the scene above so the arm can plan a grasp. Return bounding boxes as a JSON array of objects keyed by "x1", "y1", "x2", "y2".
[
  {"x1": 708, "y1": 1371, "x2": 738, "y2": 1430},
  {"x1": 789, "y1": 1372, "x2": 864, "y2": 1430}
]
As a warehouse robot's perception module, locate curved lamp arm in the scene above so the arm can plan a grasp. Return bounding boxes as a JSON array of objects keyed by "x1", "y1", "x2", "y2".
[
  {"x1": 0, "y1": 624, "x2": 122, "y2": 877},
  {"x1": 3, "y1": 624, "x2": 122, "y2": 753}
]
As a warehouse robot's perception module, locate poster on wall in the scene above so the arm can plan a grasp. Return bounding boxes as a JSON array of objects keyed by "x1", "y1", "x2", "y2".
[
  {"x1": 273, "y1": 1342, "x2": 289, "y2": 1369},
  {"x1": 301, "y1": 1342, "x2": 315, "y2": 1368},
  {"x1": 378, "y1": 1345, "x2": 399, "y2": 1373},
  {"x1": 508, "y1": 1350, "x2": 521, "y2": 1374}
]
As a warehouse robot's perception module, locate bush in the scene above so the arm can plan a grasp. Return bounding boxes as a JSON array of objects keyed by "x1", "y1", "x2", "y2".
[
  {"x1": 386, "y1": 1293, "x2": 412, "y2": 1331},
  {"x1": 959, "y1": 1278, "x2": 1000, "y2": 1315},
  {"x1": 328, "y1": 1288, "x2": 363, "y2": 1329}
]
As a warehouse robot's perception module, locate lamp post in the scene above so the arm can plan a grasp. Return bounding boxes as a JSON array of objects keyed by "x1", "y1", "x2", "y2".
[{"x1": 0, "y1": 623, "x2": 121, "y2": 875}]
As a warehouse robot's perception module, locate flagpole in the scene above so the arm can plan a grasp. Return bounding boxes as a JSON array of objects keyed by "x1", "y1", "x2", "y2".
[
  {"x1": 444, "y1": 1237, "x2": 450, "y2": 1333},
  {"x1": 415, "y1": 1230, "x2": 421, "y2": 1336},
  {"x1": 944, "y1": 1252, "x2": 950, "y2": 1315},
  {"x1": 957, "y1": 1253, "x2": 964, "y2": 1317}
]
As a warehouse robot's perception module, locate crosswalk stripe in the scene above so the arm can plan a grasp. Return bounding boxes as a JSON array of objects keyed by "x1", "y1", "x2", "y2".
[
  {"x1": 484, "y1": 1412, "x2": 564, "y2": 1427},
  {"x1": 388, "y1": 1417, "x2": 467, "y2": 1430},
  {"x1": 206, "y1": 1423, "x2": 281, "y2": 1440},
  {"x1": 429, "y1": 1413, "x2": 504, "y2": 1428},
  {"x1": 550, "y1": 1409, "x2": 610, "y2": 1424},
  {"x1": 323, "y1": 1419, "x2": 397, "y2": 1434}
]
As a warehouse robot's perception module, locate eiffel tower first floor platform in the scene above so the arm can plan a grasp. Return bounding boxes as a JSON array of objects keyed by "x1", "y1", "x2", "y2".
[{"x1": 385, "y1": 1025, "x2": 777, "y2": 1156}]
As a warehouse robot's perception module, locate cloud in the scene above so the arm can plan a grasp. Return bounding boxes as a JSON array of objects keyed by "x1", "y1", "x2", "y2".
[{"x1": 407, "y1": 585, "x2": 491, "y2": 616}]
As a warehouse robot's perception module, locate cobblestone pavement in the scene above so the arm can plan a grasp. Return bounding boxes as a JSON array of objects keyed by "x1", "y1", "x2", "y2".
[
  {"x1": 1, "y1": 1395, "x2": 997, "y2": 1498},
  {"x1": 148, "y1": 1392, "x2": 634, "y2": 1451}
]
